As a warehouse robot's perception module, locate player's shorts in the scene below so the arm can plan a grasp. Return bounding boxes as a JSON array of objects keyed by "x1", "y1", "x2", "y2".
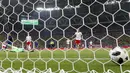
[
  {"x1": 2, "y1": 45, "x2": 7, "y2": 49},
  {"x1": 26, "y1": 41, "x2": 31, "y2": 46},
  {"x1": 75, "y1": 40, "x2": 81, "y2": 45}
]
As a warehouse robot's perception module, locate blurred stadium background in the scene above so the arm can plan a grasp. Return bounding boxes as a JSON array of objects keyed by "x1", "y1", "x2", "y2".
[{"x1": 0, "y1": 0, "x2": 130, "y2": 73}]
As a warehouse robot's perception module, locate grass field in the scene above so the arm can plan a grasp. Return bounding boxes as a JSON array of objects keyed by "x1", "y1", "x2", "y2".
[{"x1": 0, "y1": 48, "x2": 130, "y2": 73}]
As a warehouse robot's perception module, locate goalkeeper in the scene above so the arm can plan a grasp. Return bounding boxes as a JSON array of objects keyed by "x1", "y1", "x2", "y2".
[{"x1": 3, "y1": 42, "x2": 24, "y2": 52}]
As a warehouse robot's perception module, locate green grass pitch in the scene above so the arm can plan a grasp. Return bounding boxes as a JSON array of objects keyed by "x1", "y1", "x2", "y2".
[{"x1": 0, "y1": 49, "x2": 130, "y2": 73}]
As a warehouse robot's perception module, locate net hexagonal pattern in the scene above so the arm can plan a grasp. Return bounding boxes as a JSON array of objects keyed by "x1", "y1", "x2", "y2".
[{"x1": 0, "y1": 0, "x2": 130, "y2": 73}]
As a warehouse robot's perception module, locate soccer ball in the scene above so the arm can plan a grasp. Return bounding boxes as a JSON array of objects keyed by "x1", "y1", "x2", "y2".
[{"x1": 109, "y1": 46, "x2": 129, "y2": 64}]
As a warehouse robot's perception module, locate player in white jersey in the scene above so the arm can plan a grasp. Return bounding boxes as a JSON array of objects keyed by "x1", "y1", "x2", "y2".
[
  {"x1": 66, "y1": 39, "x2": 70, "y2": 49},
  {"x1": 72, "y1": 29, "x2": 83, "y2": 49},
  {"x1": 89, "y1": 41, "x2": 93, "y2": 48},
  {"x1": 26, "y1": 35, "x2": 32, "y2": 50}
]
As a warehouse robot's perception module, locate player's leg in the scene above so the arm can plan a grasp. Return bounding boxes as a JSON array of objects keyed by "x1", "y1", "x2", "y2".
[
  {"x1": 75, "y1": 40, "x2": 81, "y2": 49},
  {"x1": 67, "y1": 44, "x2": 69, "y2": 49},
  {"x1": 75, "y1": 40, "x2": 78, "y2": 49},
  {"x1": 77, "y1": 40, "x2": 81, "y2": 49},
  {"x1": 89, "y1": 44, "x2": 92, "y2": 48},
  {"x1": 66, "y1": 42, "x2": 70, "y2": 49},
  {"x1": 74, "y1": 40, "x2": 77, "y2": 49},
  {"x1": 50, "y1": 44, "x2": 53, "y2": 49},
  {"x1": 28, "y1": 45, "x2": 31, "y2": 50},
  {"x1": 26, "y1": 42, "x2": 29, "y2": 50},
  {"x1": 26, "y1": 41, "x2": 32, "y2": 51},
  {"x1": 50, "y1": 44, "x2": 55, "y2": 50}
]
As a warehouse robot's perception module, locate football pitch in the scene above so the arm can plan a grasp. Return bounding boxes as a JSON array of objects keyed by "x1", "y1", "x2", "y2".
[{"x1": 0, "y1": 49, "x2": 130, "y2": 73}]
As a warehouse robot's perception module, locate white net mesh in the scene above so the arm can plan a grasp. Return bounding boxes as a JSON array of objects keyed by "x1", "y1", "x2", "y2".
[{"x1": 0, "y1": 0, "x2": 130, "y2": 73}]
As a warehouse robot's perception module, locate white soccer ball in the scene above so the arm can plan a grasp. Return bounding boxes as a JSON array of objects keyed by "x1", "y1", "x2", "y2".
[{"x1": 109, "y1": 46, "x2": 129, "y2": 64}]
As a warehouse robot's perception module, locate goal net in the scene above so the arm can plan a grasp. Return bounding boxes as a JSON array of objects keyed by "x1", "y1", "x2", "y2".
[{"x1": 0, "y1": 0, "x2": 130, "y2": 73}]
